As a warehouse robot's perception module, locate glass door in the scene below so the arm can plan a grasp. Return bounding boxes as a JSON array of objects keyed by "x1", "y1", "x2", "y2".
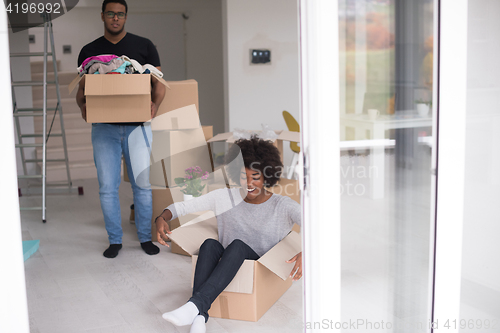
[
  {"x1": 338, "y1": 1, "x2": 435, "y2": 331},
  {"x1": 300, "y1": 0, "x2": 438, "y2": 331}
]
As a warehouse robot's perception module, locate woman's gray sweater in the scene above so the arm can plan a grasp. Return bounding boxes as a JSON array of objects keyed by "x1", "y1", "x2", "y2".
[{"x1": 166, "y1": 188, "x2": 301, "y2": 256}]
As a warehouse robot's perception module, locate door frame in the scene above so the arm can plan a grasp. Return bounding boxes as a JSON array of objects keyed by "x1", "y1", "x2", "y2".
[
  {"x1": 299, "y1": 0, "x2": 342, "y2": 329},
  {"x1": 431, "y1": 0, "x2": 468, "y2": 331}
]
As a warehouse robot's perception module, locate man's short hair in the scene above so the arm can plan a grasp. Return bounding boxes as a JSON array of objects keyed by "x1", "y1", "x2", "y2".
[{"x1": 102, "y1": 0, "x2": 128, "y2": 13}]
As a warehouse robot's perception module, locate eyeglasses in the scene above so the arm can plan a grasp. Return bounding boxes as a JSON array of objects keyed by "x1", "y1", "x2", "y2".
[{"x1": 104, "y1": 11, "x2": 126, "y2": 19}]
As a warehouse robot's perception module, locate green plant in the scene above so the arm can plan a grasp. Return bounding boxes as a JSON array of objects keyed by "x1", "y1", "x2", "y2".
[{"x1": 174, "y1": 166, "x2": 209, "y2": 197}]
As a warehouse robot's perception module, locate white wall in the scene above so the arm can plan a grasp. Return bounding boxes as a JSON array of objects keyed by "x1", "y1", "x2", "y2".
[
  {"x1": 461, "y1": 0, "x2": 500, "y2": 292},
  {"x1": 28, "y1": 0, "x2": 225, "y2": 135},
  {"x1": 184, "y1": 5, "x2": 225, "y2": 135},
  {"x1": 28, "y1": 7, "x2": 102, "y2": 73},
  {"x1": 224, "y1": 0, "x2": 300, "y2": 164},
  {"x1": 126, "y1": 12, "x2": 186, "y2": 81}
]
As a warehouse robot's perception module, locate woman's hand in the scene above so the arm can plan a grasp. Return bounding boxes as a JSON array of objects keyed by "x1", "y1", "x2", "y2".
[
  {"x1": 286, "y1": 251, "x2": 303, "y2": 281},
  {"x1": 155, "y1": 216, "x2": 172, "y2": 247}
]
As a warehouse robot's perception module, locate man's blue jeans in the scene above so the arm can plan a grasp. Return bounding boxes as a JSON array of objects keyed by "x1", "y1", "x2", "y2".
[
  {"x1": 91, "y1": 123, "x2": 152, "y2": 244},
  {"x1": 189, "y1": 239, "x2": 260, "y2": 322}
]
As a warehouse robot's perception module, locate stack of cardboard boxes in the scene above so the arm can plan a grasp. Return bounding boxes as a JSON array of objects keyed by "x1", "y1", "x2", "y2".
[
  {"x1": 70, "y1": 73, "x2": 303, "y2": 322},
  {"x1": 125, "y1": 80, "x2": 214, "y2": 255}
]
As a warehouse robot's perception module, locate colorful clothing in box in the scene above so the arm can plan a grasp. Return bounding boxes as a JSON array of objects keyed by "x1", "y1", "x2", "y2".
[
  {"x1": 92, "y1": 60, "x2": 131, "y2": 74},
  {"x1": 78, "y1": 54, "x2": 118, "y2": 73}
]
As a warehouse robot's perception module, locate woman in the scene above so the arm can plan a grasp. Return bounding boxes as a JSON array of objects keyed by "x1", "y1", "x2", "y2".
[{"x1": 155, "y1": 136, "x2": 302, "y2": 333}]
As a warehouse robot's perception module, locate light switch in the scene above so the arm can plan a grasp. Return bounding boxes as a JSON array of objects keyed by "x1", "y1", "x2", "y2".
[
  {"x1": 250, "y1": 49, "x2": 271, "y2": 64},
  {"x1": 63, "y1": 45, "x2": 71, "y2": 54}
]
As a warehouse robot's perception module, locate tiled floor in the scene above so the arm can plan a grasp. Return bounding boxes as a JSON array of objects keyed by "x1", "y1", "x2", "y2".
[{"x1": 21, "y1": 179, "x2": 304, "y2": 333}]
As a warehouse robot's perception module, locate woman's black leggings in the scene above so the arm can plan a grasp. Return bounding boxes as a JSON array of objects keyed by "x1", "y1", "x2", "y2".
[{"x1": 189, "y1": 238, "x2": 260, "y2": 322}]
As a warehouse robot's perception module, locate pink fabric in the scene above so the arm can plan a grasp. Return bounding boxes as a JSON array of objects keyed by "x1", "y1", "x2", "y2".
[{"x1": 80, "y1": 55, "x2": 119, "y2": 72}]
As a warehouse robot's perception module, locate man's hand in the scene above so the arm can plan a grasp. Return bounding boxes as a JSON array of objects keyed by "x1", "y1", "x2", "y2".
[
  {"x1": 155, "y1": 216, "x2": 172, "y2": 246},
  {"x1": 76, "y1": 76, "x2": 86, "y2": 121},
  {"x1": 150, "y1": 69, "x2": 165, "y2": 118},
  {"x1": 286, "y1": 252, "x2": 303, "y2": 281},
  {"x1": 81, "y1": 103, "x2": 87, "y2": 121},
  {"x1": 151, "y1": 101, "x2": 158, "y2": 119}
]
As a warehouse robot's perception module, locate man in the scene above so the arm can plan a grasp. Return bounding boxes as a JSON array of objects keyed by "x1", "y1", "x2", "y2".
[{"x1": 76, "y1": 0, "x2": 166, "y2": 258}]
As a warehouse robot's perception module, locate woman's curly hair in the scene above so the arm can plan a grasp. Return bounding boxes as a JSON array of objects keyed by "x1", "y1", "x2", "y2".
[{"x1": 225, "y1": 135, "x2": 283, "y2": 187}]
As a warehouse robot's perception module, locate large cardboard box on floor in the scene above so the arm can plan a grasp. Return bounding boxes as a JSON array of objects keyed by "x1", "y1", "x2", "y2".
[
  {"x1": 167, "y1": 212, "x2": 301, "y2": 322},
  {"x1": 207, "y1": 130, "x2": 300, "y2": 163},
  {"x1": 68, "y1": 73, "x2": 169, "y2": 123}
]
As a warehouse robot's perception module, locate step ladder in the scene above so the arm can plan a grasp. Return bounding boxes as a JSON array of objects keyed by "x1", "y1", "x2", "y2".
[{"x1": 11, "y1": 14, "x2": 73, "y2": 223}]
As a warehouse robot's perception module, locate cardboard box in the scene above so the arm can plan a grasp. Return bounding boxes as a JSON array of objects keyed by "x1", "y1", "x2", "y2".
[
  {"x1": 68, "y1": 73, "x2": 169, "y2": 123},
  {"x1": 151, "y1": 186, "x2": 179, "y2": 243},
  {"x1": 123, "y1": 125, "x2": 213, "y2": 183},
  {"x1": 152, "y1": 187, "x2": 198, "y2": 256},
  {"x1": 157, "y1": 80, "x2": 199, "y2": 117},
  {"x1": 122, "y1": 105, "x2": 213, "y2": 188},
  {"x1": 103, "y1": 78, "x2": 207, "y2": 184},
  {"x1": 149, "y1": 128, "x2": 211, "y2": 188},
  {"x1": 207, "y1": 130, "x2": 300, "y2": 162},
  {"x1": 202, "y1": 126, "x2": 213, "y2": 142},
  {"x1": 122, "y1": 104, "x2": 214, "y2": 257},
  {"x1": 147, "y1": 106, "x2": 213, "y2": 252},
  {"x1": 152, "y1": 185, "x2": 212, "y2": 256},
  {"x1": 148, "y1": 105, "x2": 213, "y2": 189},
  {"x1": 168, "y1": 213, "x2": 301, "y2": 322}
]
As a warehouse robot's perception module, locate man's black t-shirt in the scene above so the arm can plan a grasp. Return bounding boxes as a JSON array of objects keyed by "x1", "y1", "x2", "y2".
[{"x1": 77, "y1": 32, "x2": 160, "y2": 67}]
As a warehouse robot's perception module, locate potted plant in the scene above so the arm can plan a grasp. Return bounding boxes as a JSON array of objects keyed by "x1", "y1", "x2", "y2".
[
  {"x1": 415, "y1": 99, "x2": 432, "y2": 116},
  {"x1": 174, "y1": 166, "x2": 210, "y2": 200}
]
